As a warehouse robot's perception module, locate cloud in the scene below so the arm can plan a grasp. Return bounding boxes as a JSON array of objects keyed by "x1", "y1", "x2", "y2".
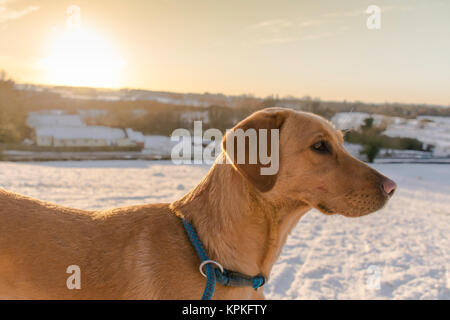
[
  {"x1": 247, "y1": 18, "x2": 297, "y2": 45},
  {"x1": 249, "y1": 17, "x2": 332, "y2": 45},
  {"x1": 247, "y1": 4, "x2": 417, "y2": 45},
  {"x1": 301, "y1": 32, "x2": 333, "y2": 41},
  {"x1": 0, "y1": 0, "x2": 39, "y2": 24},
  {"x1": 298, "y1": 19, "x2": 324, "y2": 28},
  {"x1": 320, "y1": 4, "x2": 415, "y2": 19},
  {"x1": 320, "y1": 9, "x2": 364, "y2": 19},
  {"x1": 248, "y1": 19, "x2": 293, "y2": 32},
  {"x1": 257, "y1": 36, "x2": 298, "y2": 45}
]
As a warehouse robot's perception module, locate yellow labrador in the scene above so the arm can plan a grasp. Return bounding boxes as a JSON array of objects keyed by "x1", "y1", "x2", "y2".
[{"x1": 0, "y1": 108, "x2": 396, "y2": 299}]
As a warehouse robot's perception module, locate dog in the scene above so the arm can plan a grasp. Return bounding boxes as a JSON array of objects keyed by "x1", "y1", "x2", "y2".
[{"x1": 0, "y1": 107, "x2": 396, "y2": 299}]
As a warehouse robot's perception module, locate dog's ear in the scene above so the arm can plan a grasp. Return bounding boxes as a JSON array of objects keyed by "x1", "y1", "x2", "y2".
[{"x1": 222, "y1": 109, "x2": 288, "y2": 192}]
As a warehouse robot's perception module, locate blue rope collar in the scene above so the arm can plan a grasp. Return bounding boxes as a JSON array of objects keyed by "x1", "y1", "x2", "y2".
[{"x1": 180, "y1": 217, "x2": 266, "y2": 300}]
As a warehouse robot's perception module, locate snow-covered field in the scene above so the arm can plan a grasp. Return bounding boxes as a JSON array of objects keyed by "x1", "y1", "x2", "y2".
[
  {"x1": 332, "y1": 112, "x2": 450, "y2": 157},
  {"x1": 0, "y1": 160, "x2": 449, "y2": 300}
]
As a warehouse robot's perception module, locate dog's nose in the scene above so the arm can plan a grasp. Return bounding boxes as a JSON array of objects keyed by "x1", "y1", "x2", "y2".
[{"x1": 381, "y1": 178, "x2": 396, "y2": 197}]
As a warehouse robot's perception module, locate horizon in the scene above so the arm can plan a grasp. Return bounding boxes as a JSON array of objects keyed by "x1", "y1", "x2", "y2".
[
  {"x1": 13, "y1": 81, "x2": 450, "y2": 108},
  {"x1": 1, "y1": 0, "x2": 449, "y2": 106}
]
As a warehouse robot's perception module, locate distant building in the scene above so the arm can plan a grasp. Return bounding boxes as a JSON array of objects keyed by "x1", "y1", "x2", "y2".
[
  {"x1": 35, "y1": 126, "x2": 129, "y2": 147},
  {"x1": 27, "y1": 112, "x2": 85, "y2": 128},
  {"x1": 142, "y1": 135, "x2": 177, "y2": 157},
  {"x1": 126, "y1": 128, "x2": 145, "y2": 147},
  {"x1": 28, "y1": 110, "x2": 135, "y2": 148}
]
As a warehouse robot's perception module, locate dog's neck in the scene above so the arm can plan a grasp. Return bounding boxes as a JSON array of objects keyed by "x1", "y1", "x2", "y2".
[{"x1": 170, "y1": 156, "x2": 311, "y2": 279}]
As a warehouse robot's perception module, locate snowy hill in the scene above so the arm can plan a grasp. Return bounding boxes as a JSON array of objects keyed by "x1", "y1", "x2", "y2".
[
  {"x1": 332, "y1": 112, "x2": 450, "y2": 157},
  {"x1": 0, "y1": 160, "x2": 448, "y2": 299}
]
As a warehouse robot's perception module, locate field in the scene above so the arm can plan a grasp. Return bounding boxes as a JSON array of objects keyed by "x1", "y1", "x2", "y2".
[{"x1": 0, "y1": 160, "x2": 449, "y2": 299}]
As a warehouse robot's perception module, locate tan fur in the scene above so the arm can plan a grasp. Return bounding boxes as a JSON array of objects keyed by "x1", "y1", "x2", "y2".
[{"x1": 0, "y1": 108, "x2": 395, "y2": 299}]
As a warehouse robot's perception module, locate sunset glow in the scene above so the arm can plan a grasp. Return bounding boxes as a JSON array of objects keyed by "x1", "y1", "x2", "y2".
[
  {"x1": 0, "y1": 0, "x2": 449, "y2": 104},
  {"x1": 41, "y1": 27, "x2": 125, "y2": 88}
]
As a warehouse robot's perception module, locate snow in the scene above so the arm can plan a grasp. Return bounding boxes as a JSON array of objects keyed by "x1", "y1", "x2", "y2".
[
  {"x1": 142, "y1": 135, "x2": 178, "y2": 156},
  {"x1": 126, "y1": 128, "x2": 145, "y2": 143},
  {"x1": 343, "y1": 142, "x2": 363, "y2": 159},
  {"x1": 331, "y1": 112, "x2": 385, "y2": 131},
  {"x1": 35, "y1": 126, "x2": 126, "y2": 140},
  {"x1": 0, "y1": 160, "x2": 448, "y2": 299},
  {"x1": 332, "y1": 112, "x2": 450, "y2": 157},
  {"x1": 384, "y1": 116, "x2": 450, "y2": 157},
  {"x1": 27, "y1": 111, "x2": 130, "y2": 146},
  {"x1": 27, "y1": 113, "x2": 85, "y2": 128}
]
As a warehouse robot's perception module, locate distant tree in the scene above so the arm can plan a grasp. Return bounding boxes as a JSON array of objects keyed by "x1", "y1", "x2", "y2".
[
  {"x1": 208, "y1": 105, "x2": 234, "y2": 131},
  {"x1": 310, "y1": 100, "x2": 320, "y2": 114},
  {"x1": 0, "y1": 69, "x2": 7, "y2": 81},
  {"x1": 361, "y1": 140, "x2": 381, "y2": 163},
  {"x1": 0, "y1": 70, "x2": 14, "y2": 90},
  {"x1": 0, "y1": 73, "x2": 32, "y2": 143},
  {"x1": 0, "y1": 121, "x2": 22, "y2": 143},
  {"x1": 261, "y1": 97, "x2": 278, "y2": 108},
  {"x1": 361, "y1": 117, "x2": 374, "y2": 131}
]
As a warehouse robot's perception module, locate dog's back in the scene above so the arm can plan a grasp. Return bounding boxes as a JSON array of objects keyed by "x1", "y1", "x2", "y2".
[{"x1": 0, "y1": 189, "x2": 194, "y2": 299}]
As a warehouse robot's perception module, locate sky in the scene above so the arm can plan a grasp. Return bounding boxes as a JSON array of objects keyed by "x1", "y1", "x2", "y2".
[{"x1": 0, "y1": 0, "x2": 449, "y2": 105}]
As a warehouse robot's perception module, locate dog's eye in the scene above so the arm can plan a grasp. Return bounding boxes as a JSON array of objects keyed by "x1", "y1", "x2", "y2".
[{"x1": 311, "y1": 141, "x2": 330, "y2": 154}]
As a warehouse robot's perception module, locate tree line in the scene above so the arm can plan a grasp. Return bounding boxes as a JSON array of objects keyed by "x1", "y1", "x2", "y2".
[{"x1": 1, "y1": 75, "x2": 449, "y2": 146}]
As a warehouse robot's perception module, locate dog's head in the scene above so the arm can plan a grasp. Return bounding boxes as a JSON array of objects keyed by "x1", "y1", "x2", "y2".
[{"x1": 222, "y1": 107, "x2": 396, "y2": 217}]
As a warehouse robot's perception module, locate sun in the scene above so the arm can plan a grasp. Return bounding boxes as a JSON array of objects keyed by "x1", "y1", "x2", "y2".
[{"x1": 41, "y1": 26, "x2": 125, "y2": 88}]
